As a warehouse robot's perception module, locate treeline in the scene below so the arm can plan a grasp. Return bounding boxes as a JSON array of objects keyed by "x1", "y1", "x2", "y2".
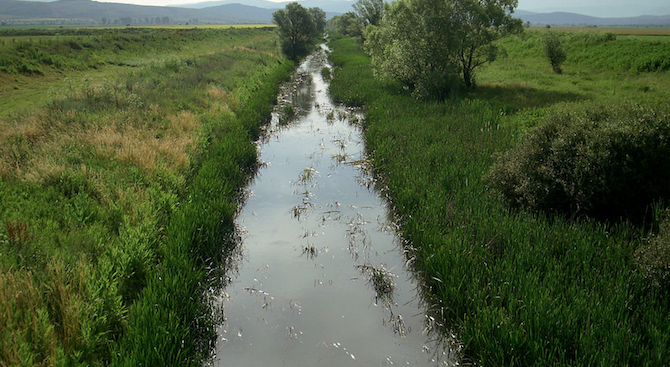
[
  {"x1": 0, "y1": 16, "x2": 198, "y2": 27},
  {"x1": 100, "y1": 16, "x2": 192, "y2": 26}
]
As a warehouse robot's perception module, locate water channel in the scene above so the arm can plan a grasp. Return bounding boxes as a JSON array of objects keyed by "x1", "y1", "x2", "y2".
[{"x1": 210, "y1": 45, "x2": 455, "y2": 367}]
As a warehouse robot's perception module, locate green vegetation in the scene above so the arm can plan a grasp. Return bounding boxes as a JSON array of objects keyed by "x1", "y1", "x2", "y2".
[
  {"x1": 328, "y1": 0, "x2": 384, "y2": 42},
  {"x1": 352, "y1": 0, "x2": 384, "y2": 27},
  {"x1": 542, "y1": 31, "x2": 567, "y2": 73},
  {"x1": 328, "y1": 11, "x2": 365, "y2": 41},
  {"x1": 0, "y1": 28, "x2": 230, "y2": 75},
  {"x1": 0, "y1": 27, "x2": 291, "y2": 366},
  {"x1": 363, "y1": 0, "x2": 522, "y2": 97},
  {"x1": 635, "y1": 209, "x2": 670, "y2": 294},
  {"x1": 272, "y1": 2, "x2": 324, "y2": 61},
  {"x1": 0, "y1": 26, "x2": 280, "y2": 115},
  {"x1": 328, "y1": 29, "x2": 670, "y2": 365},
  {"x1": 485, "y1": 103, "x2": 670, "y2": 223}
]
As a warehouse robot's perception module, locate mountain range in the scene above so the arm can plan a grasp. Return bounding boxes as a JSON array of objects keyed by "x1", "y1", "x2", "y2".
[
  {"x1": 1, "y1": 0, "x2": 669, "y2": 27},
  {"x1": 516, "y1": 10, "x2": 670, "y2": 27}
]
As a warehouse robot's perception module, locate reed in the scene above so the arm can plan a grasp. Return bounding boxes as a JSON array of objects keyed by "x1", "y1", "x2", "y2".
[
  {"x1": 0, "y1": 27, "x2": 290, "y2": 366},
  {"x1": 328, "y1": 32, "x2": 670, "y2": 365}
]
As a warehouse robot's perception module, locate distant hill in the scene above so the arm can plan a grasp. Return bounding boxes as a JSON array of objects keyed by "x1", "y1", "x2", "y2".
[
  {"x1": 0, "y1": 0, "x2": 275, "y2": 25},
  {"x1": 1, "y1": 0, "x2": 669, "y2": 27},
  {"x1": 177, "y1": 0, "x2": 354, "y2": 14},
  {"x1": 516, "y1": 10, "x2": 670, "y2": 27}
]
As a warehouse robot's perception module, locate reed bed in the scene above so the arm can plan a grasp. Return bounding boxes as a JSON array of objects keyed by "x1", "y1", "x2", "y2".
[
  {"x1": 328, "y1": 31, "x2": 670, "y2": 365},
  {"x1": 0, "y1": 27, "x2": 291, "y2": 365}
]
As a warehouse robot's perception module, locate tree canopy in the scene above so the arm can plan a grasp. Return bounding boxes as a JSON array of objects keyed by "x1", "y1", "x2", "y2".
[
  {"x1": 273, "y1": 2, "x2": 322, "y2": 61},
  {"x1": 309, "y1": 7, "x2": 327, "y2": 35},
  {"x1": 365, "y1": 0, "x2": 522, "y2": 98},
  {"x1": 353, "y1": 0, "x2": 385, "y2": 27},
  {"x1": 329, "y1": 12, "x2": 365, "y2": 41}
]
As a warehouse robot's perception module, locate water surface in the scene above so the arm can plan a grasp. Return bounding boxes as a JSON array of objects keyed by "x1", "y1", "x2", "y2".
[{"x1": 211, "y1": 46, "x2": 454, "y2": 367}]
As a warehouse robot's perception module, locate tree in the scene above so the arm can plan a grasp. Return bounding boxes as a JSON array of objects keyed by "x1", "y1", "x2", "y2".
[
  {"x1": 309, "y1": 7, "x2": 327, "y2": 35},
  {"x1": 543, "y1": 32, "x2": 567, "y2": 74},
  {"x1": 353, "y1": 0, "x2": 385, "y2": 26},
  {"x1": 331, "y1": 12, "x2": 365, "y2": 40},
  {"x1": 453, "y1": 0, "x2": 523, "y2": 89},
  {"x1": 365, "y1": 0, "x2": 522, "y2": 98},
  {"x1": 273, "y1": 3, "x2": 320, "y2": 61}
]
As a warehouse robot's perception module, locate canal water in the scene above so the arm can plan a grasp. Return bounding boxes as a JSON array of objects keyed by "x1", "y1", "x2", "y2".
[{"x1": 210, "y1": 45, "x2": 455, "y2": 367}]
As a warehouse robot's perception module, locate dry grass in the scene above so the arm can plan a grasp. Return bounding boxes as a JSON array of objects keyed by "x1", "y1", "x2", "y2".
[
  {"x1": 0, "y1": 260, "x2": 93, "y2": 366},
  {"x1": 207, "y1": 85, "x2": 239, "y2": 115},
  {"x1": 0, "y1": 110, "x2": 50, "y2": 178},
  {"x1": 0, "y1": 99, "x2": 201, "y2": 182},
  {"x1": 89, "y1": 122, "x2": 194, "y2": 174}
]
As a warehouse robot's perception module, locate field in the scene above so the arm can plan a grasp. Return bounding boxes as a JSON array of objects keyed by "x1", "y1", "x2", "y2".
[
  {"x1": 0, "y1": 26, "x2": 291, "y2": 365},
  {"x1": 3, "y1": 21, "x2": 670, "y2": 366},
  {"x1": 533, "y1": 26, "x2": 670, "y2": 36},
  {"x1": 328, "y1": 29, "x2": 670, "y2": 365}
]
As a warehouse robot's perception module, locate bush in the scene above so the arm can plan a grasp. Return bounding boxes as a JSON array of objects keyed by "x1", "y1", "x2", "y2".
[
  {"x1": 484, "y1": 103, "x2": 670, "y2": 222},
  {"x1": 542, "y1": 32, "x2": 567, "y2": 74},
  {"x1": 636, "y1": 210, "x2": 670, "y2": 293}
]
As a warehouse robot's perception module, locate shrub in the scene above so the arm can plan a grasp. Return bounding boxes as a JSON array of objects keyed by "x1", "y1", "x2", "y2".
[
  {"x1": 542, "y1": 32, "x2": 567, "y2": 74},
  {"x1": 635, "y1": 210, "x2": 670, "y2": 293},
  {"x1": 484, "y1": 103, "x2": 670, "y2": 222}
]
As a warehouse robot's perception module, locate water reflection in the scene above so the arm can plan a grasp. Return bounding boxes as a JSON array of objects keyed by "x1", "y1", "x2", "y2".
[{"x1": 210, "y1": 45, "x2": 456, "y2": 366}]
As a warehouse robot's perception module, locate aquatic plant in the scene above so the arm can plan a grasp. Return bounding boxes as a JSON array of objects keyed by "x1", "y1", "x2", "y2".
[{"x1": 356, "y1": 264, "x2": 395, "y2": 307}]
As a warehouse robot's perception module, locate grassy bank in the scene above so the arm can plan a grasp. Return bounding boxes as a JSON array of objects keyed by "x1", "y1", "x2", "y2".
[
  {"x1": 0, "y1": 26, "x2": 278, "y2": 114},
  {"x1": 328, "y1": 31, "x2": 670, "y2": 365},
  {"x1": 0, "y1": 27, "x2": 291, "y2": 365}
]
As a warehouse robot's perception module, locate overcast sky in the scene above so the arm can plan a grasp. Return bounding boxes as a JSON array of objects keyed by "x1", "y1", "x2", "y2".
[{"x1": 96, "y1": 0, "x2": 670, "y2": 18}]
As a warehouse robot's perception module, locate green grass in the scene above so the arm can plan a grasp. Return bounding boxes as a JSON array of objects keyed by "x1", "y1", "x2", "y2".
[
  {"x1": 328, "y1": 32, "x2": 670, "y2": 365},
  {"x1": 0, "y1": 27, "x2": 290, "y2": 366},
  {"x1": 0, "y1": 27, "x2": 280, "y2": 115}
]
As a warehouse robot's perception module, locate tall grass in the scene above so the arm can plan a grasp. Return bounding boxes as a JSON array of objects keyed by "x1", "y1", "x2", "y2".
[
  {"x1": 0, "y1": 27, "x2": 290, "y2": 365},
  {"x1": 328, "y1": 34, "x2": 670, "y2": 365},
  {"x1": 0, "y1": 27, "x2": 278, "y2": 75},
  {"x1": 113, "y1": 58, "x2": 293, "y2": 366}
]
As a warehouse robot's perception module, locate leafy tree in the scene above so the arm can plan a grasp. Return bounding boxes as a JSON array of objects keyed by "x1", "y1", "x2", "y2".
[
  {"x1": 543, "y1": 32, "x2": 567, "y2": 74},
  {"x1": 330, "y1": 12, "x2": 365, "y2": 40},
  {"x1": 273, "y1": 2, "x2": 320, "y2": 61},
  {"x1": 453, "y1": 0, "x2": 523, "y2": 89},
  {"x1": 365, "y1": 0, "x2": 522, "y2": 98},
  {"x1": 309, "y1": 7, "x2": 327, "y2": 35},
  {"x1": 353, "y1": 0, "x2": 385, "y2": 26}
]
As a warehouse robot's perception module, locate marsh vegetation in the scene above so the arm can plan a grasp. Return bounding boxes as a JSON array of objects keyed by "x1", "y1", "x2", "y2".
[
  {"x1": 328, "y1": 26, "x2": 670, "y2": 365},
  {"x1": 3, "y1": 6, "x2": 670, "y2": 366},
  {"x1": 0, "y1": 26, "x2": 291, "y2": 366}
]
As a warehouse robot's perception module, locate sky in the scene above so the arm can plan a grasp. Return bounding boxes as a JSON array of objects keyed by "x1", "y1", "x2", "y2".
[{"x1": 93, "y1": 0, "x2": 670, "y2": 18}]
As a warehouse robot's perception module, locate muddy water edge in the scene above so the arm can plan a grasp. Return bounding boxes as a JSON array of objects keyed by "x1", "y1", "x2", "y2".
[{"x1": 208, "y1": 45, "x2": 458, "y2": 367}]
